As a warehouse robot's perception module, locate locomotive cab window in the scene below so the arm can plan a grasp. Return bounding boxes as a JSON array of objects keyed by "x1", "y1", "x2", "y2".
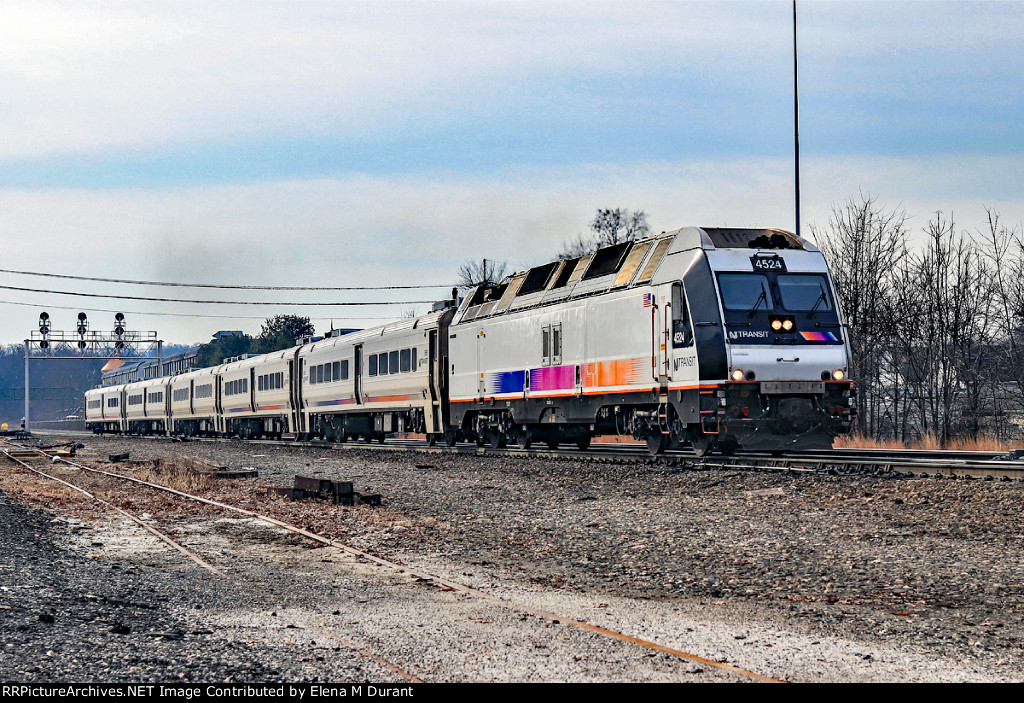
[
  {"x1": 718, "y1": 273, "x2": 775, "y2": 312},
  {"x1": 777, "y1": 274, "x2": 833, "y2": 312},
  {"x1": 671, "y1": 282, "x2": 694, "y2": 347}
]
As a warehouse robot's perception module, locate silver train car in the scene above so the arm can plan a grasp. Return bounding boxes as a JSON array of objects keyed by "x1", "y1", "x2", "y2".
[{"x1": 85, "y1": 226, "x2": 854, "y2": 455}]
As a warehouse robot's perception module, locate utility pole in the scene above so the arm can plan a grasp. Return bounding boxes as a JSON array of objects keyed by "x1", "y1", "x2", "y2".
[{"x1": 793, "y1": 0, "x2": 801, "y2": 238}]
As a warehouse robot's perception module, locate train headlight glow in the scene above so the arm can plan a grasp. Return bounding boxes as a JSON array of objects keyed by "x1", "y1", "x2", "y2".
[
  {"x1": 782, "y1": 319, "x2": 794, "y2": 331},
  {"x1": 832, "y1": 369, "x2": 845, "y2": 381},
  {"x1": 771, "y1": 319, "x2": 782, "y2": 331},
  {"x1": 731, "y1": 369, "x2": 745, "y2": 382}
]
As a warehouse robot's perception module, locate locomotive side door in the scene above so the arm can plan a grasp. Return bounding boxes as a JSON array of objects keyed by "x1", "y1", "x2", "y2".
[
  {"x1": 650, "y1": 288, "x2": 666, "y2": 383},
  {"x1": 669, "y1": 281, "x2": 697, "y2": 383}
]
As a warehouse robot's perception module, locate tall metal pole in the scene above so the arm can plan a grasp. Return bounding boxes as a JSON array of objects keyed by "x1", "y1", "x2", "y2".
[{"x1": 793, "y1": 0, "x2": 801, "y2": 238}]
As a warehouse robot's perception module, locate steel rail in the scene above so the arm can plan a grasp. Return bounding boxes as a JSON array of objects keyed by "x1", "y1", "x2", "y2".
[
  {"x1": 31, "y1": 429, "x2": 1024, "y2": 480},
  {"x1": 0, "y1": 445, "x2": 229, "y2": 580},
  {"x1": 1, "y1": 440, "x2": 425, "y2": 685},
  {"x1": 37, "y1": 449, "x2": 783, "y2": 683}
]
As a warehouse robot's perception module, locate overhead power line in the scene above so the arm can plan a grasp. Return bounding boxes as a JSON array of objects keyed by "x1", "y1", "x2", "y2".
[
  {"x1": 0, "y1": 284, "x2": 438, "y2": 306},
  {"x1": 0, "y1": 268, "x2": 454, "y2": 291},
  {"x1": 0, "y1": 298, "x2": 402, "y2": 322}
]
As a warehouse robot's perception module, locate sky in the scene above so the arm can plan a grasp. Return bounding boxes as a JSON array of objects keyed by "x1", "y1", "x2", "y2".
[{"x1": 2, "y1": 0, "x2": 1024, "y2": 346}]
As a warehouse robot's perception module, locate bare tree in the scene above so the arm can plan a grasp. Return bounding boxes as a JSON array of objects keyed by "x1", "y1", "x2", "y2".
[
  {"x1": 811, "y1": 192, "x2": 907, "y2": 437},
  {"x1": 457, "y1": 258, "x2": 508, "y2": 289},
  {"x1": 560, "y1": 208, "x2": 651, "y2": 258}
]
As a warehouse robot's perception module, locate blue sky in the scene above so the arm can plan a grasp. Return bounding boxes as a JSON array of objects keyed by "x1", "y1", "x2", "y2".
[{"x1": 2, "y1": 0, "x2": 1023, "y2": 344}]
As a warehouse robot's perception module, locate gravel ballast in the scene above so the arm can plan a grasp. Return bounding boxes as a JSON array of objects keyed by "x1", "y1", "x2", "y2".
[{"x1": 1, "y1": 433, "x2": 1021, "y2": 682}]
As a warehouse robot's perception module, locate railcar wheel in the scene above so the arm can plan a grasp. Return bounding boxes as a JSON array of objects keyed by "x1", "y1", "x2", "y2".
[
  {"x1": 377, "y1": 434, "x2": 385, "y2": 444},
  {"x1": 646, "y1": 431, "x2": 666, "y2": 455},
  {"x1": 576, "y1": 436, "x2": 591, "y2": 451},
  {"x1": 443, "y1": 431, "x2": 458, "y2": 448},
  {"x1": 488, "y1": 430, "x2": 506, "y2": 449},
  {"x1": 426, "y1": 433, "x2": 437, "y2": 447},
  {"x1": 546, "y1": 440, "x2": 559, "y2": 450},
  {"x1": 718, "y1": 438, "x2": 738, "y2": 456},
  {"x1": 517, "y1": 430, "x2": 532, "y2": 449},
  {"x1": 362, "y1": 435, "x2": 372, "y2": 444},
  {"x1": 690, "y1": 433, "x2": 713, "y2": 457}
]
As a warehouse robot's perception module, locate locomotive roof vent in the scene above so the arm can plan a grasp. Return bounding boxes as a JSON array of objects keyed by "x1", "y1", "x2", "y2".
[{"x1": 702, "y1": 228, "x2": 806, "y2": 250}]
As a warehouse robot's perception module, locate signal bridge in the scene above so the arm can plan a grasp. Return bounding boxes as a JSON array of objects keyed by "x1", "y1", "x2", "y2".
[{"x1": 23, "y1": 311, "x2": 163, "y2": 429}]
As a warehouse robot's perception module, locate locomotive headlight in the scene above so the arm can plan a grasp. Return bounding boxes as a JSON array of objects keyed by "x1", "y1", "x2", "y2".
[
  {"x1": 771, "y1": 319, "x2": 782, "y2": 331},
  {"x1": 832, "y1": 369, "x2": 845, "y2": 381},
  {"x1": 731, "y1": 368, "x2": 745, "y2": 382},
  {"x1": 782, "y1": 319, "x2": 794, "y2": 331}
]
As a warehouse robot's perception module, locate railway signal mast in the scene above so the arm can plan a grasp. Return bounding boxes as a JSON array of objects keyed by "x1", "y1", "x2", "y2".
[{"x1": 23, "y1": 312, "x2": 163, "y2": 430}]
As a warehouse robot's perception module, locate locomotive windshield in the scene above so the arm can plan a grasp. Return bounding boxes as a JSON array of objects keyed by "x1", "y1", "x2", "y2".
[
  {"x1": 718, "y1": 272, "x2": 834, "y2": 313},
  {"x1": 776, "y1": 274, "x2": 833, "y2": 311},
  {"x1": 718, "y1": 274, "x2": 774, "y2": 311}
]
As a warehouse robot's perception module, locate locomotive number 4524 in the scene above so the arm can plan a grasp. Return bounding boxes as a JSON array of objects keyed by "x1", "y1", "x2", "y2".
[{"x1": 750, "y1": 255, "x2": 787, "y2": 272}]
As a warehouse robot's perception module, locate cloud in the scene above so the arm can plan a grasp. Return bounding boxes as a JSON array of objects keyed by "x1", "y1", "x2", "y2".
[
  {"x1": 2, "y1": 151, "x2": 1023, "y2": 343},
  {"x1": 0, "y1": 2, "x2": 812, "y2": 163}
]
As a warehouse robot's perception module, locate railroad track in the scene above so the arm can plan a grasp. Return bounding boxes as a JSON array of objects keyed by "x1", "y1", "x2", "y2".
[
  {"x1": 1, "y1": 438, "x2": 784, "y2": 683},
  {"x1": 44, "y1": 430, "x2": 1024, "y2": 481}
]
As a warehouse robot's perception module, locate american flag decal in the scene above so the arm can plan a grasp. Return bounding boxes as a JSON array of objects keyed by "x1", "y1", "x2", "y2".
[{"x1": 642, "y1": 293, "x2": 653, "y2": 308}]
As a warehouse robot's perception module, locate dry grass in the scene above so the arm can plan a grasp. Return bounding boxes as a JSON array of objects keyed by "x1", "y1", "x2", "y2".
[
  {"x1": 136, "y1": 461, "x2": 215, "y2": 493},
  {"x1": 834, "y1": 432, "x2": 1018, "y2": 452}
]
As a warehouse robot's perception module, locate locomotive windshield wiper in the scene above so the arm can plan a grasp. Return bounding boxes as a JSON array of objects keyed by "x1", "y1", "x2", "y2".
[
  {"x1": 806, "y1": 285, "x2": 827, "y2": 318},
  {"x1": 748, "y1": 289, "x2": 768, "y2": 316}
]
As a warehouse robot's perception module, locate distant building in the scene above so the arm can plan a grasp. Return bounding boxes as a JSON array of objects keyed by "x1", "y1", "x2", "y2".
[
  {"x1": 212, "y1": 330, "x2": 244, "y2": 340},
  {"x1": 101, "y1": 349, "x2": 197, "y2": 386}
]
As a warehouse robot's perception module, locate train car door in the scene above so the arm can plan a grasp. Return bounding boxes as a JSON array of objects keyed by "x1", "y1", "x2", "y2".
[
  {"x1": 119, "y1": 389, "x2": 127, "y2": 431},
  {"x1": 215, "y1": 377, "x2": 223, "y2": 434},
  {"x1": 354, "y1": 345, "x2": 363, "y2": 405},
  {"x1": 249, "y1": 368, "x2": 257, "y2": 412},
  {"x1": 427, "y1": 329, "x2": 440, "y2": 433},
  {"x1": 649, "y1": 290, "x2": 661, "y2": 382},
  {"x1": 164, "y1": 385, "x2": 171, "y2": 434},
  {"x1": 289, "y1": 359, "x2": 301, "y2": 433}
]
